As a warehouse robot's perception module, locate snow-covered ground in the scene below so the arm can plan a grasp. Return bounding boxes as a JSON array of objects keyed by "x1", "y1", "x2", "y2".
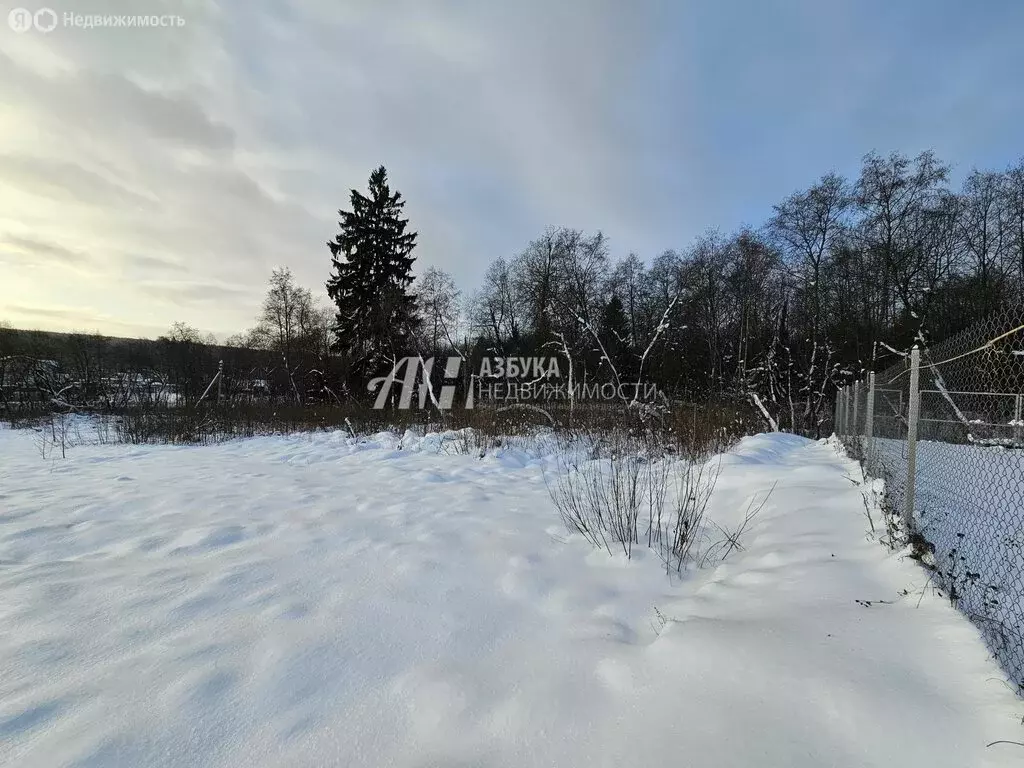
[
  {"x1": 0, "y1": 427, "x2": 1021, "y2": 767},
  {"x1": 872, "y1": 436, "x2": 1024, "y2": 686}
]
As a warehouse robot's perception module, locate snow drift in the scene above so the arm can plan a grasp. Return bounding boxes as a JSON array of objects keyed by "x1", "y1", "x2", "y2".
[{"x1": 0, "y1": 427, "x2": 1020, "y2": 767}]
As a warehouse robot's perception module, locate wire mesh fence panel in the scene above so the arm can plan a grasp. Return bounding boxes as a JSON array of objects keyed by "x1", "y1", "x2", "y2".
[
  {"x1": 913, "y1": 306, "x2": 1024, "y2": 690},
  {"x1": 844, "y1": 380, "x2": 867, "y2": 462},
  {"x1": 845, "y1": 304, "x2": 1024, "y2": 692},
  {"x1": 865, "y1": 355, "x2": 914, "y2": 527}
]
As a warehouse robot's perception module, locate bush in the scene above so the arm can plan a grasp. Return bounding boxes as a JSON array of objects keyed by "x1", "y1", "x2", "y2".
[{"x1": 545, "y1": 417, "x2": 732, "y2": 573}]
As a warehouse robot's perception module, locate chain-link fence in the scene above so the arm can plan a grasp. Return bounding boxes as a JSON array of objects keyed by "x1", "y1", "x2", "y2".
[{"x1": 836, "y1": 305, "x2": 1024, "y2": 692}]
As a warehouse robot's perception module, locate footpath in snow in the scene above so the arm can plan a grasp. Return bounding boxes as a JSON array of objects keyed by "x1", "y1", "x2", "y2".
[{"x1": 0, "y1": 427, "x2": 1021, "y2": 767}]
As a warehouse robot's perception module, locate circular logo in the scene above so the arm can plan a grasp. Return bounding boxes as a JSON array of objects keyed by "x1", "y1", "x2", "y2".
[
  {"x1": 34, "y1": 7, "x2": 58, "y2": 33},
  {"x1": 7, "y1": 7, "x2": 34, "y2": 32}
]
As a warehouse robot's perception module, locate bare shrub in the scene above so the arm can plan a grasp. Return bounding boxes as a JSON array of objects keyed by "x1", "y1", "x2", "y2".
[
  {"x1": 663, "y1": 454, "x2": 722, "y2": 573},
  {"x1": 700, "y1": 482, "x2": 777, "y2": 567},
  {"x1": 546, "y1": 413, "x2": 732, "y2": 572}
]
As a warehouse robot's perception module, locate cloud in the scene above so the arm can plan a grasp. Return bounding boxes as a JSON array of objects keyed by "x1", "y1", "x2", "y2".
[
  {"x1": 1, "y1": 303, "x2": 170, "y2": 337},
  {"x1": 5, "y1": 305, "x2": 85, "y2": 320},
  {"x1": 0, "y1": 0, "x2": 1022, "y2": 339},
  {"x1": 0, "y1": 49, "x2": 235, "y2": 154},
  {"x1": 120, "y1": 254, "x2": 188, "y2": 274},
  {"x1": 0, "y1": 153, "x2": 157, "y2": 209},
  {"x1": 137, "y1": 281, "x2": 255, "y2": 307},
  {"x1": 0, "y1": 234, "x2": 91, "y2": 267}
]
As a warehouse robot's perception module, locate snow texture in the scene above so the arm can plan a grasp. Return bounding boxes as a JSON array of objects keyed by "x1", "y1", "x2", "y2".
[
  {"x1": 0, "y1": 427, "x2": 1021, "y2": 767},
  {"x1": 872, "y1": 436, "x2": 1024, "y2": 685}
]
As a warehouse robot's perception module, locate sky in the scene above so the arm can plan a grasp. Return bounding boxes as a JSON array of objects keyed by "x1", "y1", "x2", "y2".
[{"x1": 0, "y1": 0, "x2": 1022, "y2": 340}]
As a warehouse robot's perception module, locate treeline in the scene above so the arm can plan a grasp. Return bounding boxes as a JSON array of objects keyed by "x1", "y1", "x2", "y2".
[
  {"x1": 0, "y1": 268, "x2": 338, "y2": 411},
  {"x1": 4, "y1": 150, "x2": 1024, "y2": 437},
  {"x1": 418, "y1": 151, "x2": 1024, "y2": 434}
]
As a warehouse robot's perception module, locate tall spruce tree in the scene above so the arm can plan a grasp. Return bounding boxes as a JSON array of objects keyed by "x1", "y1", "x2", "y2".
[
  {"x1": 598, "y1": 294, "x2": 635, "y2": 381},
  {"x1": 326, "y1": 166, "x2": 420, "y2": 381}
]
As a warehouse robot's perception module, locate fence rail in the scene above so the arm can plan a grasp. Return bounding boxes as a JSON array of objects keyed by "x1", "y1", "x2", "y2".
[{"x1": 837, "y1": 305, "x2": 1024, "y2": 693}]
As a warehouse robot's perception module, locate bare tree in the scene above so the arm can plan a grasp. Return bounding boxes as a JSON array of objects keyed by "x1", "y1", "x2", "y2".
[
  {"x1": 770, "y1": 173, "x2": 849, "y2": 341},
  {"x1": 1004, "y1": 159, "x2": 1024, "y2": 293},
  {"x1": 416, "y1": 266, "x2": 461, "y2": 354},
  {"x1": 161, "y1": 322, "x2": 215, "y2": 346},
  {"x1": 769, "y1": 174, "x2": 849, "y2": 432},
  {"x1": 958, "y1": 169, "x2": 1008, "y2": 315},
  {"x1": 512, "y1": 227, "x2": 570, "y2": 346},
  {"x1": 472, "y1": 257, "x2": 521, "y2": 352},
  {"x1": 856, "y1": 150, "x2": 950, "y2": 332},
  {"x1": 242, "y1": 268, "x2": 333, "y2": 402}
]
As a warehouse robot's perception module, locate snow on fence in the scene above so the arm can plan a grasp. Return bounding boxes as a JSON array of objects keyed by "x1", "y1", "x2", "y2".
[{"x1": 836, "y1": 305, "x2": 1024, "y2": 692}]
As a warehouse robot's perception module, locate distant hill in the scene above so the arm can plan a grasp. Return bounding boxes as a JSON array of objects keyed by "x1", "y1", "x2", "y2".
[{"x1": 0, "y1": 326, "x2": 322, "y2": 406}]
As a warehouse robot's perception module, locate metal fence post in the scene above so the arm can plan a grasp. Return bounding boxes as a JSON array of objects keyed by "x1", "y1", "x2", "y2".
[
  {"x1": 845, "y1": 384, "x2": 854, "y2": 438},
  {"x1": 217, "y1": 359, "x2": 223, "y2": 404},
  {"x1": 833, "y1": 389, "x2": 840, "y2": 435},
  {"x1": 853, "y1": 379, "x2": 861, "y2": 438},
  {"x1": 844, "y1": 385, "x2": 851, "y2": 436},
  {"x1": 1015, "y1": 393, "x2": 1022, "y2": 446},
  {"x1": 837, "y1": 386, "x2": 843, "y2": 436},
  {"x1": 905, "y1": 346, "x2": 921, "y2": 525},
  {"x1": 865, "y1": 372, "x2": 875, "y2": 470},
  {"x1": 838, "y1": 386, "x2": 846, "y2": 435}
]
